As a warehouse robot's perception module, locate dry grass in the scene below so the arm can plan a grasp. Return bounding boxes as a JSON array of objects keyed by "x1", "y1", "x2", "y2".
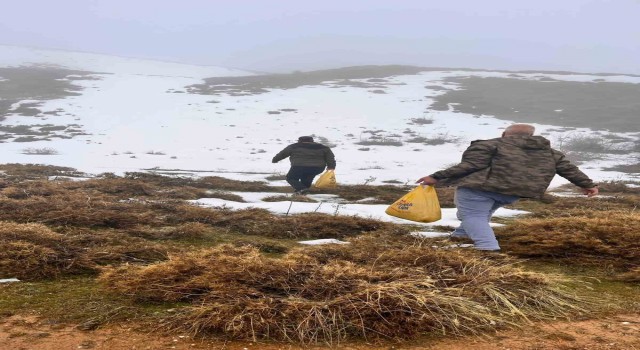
[
  {"x1": 101, "y1": 237, "x2": 585, "y2": 343},
  {"x1": 0, "y1": 163, "x2": 84, "y2": 179},
  {"x1": 173, "y1": 206, "x2": 406, "y2": 239},
  {"x1": 619, "y1": 268, "x2": 640, "y2": 282},
  {"x1": 512, "y1": 193, "x2": 639, "y2": 218},
  {"x1": 126, "y1": 222, "x2": 213, "y2": 240},
  {"x1": 554, "y1": 180, "x2": 640, "y2": 195},
  {"x1": 262, "y1": 195, "x2": 317, "y2": 202},
  {"x1": 316, "y1": 185, "x2": 455, "y2": 207},
  {"x1": 0, "y1": 222, "x2": 167, "y2": 280},
  {"x1": 0, "y1": 191, "x2": 160, "y2": 228},
  {"x1": 497, "y1": 211, "x2": 640, "y2": 273},
  {"x1": 1, "y1": 165, "x2": 637, "y2": 344},
  {"x1": 0, "y1": 179, "x2": 404, "y2": 240},
  {"x1": 595, "y1": 180, "x2": 640, "y2": 194}
]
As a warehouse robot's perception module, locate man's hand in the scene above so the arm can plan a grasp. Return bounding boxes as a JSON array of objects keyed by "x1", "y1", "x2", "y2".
[
  {"x1": 416, "y1": 176, "x2": 438, "y2": 186},
  {"x1": 582, "y1": 187, "x2": 599, "y2": 197}
]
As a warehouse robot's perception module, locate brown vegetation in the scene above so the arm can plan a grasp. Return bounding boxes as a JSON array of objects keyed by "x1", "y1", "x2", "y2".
[
  {"x1": 0, "y1": 222, "x2": 167, "y2": 280},
  {"x1": 497, "y1": 211, "x2": 640, "y2": 274},
  {"x1": 1, "y1": 164, "x2": 638, "y2": 347},
  {"x1": 315, "y1": 185, "x2": 455, "y2": 207},
  {"x1": 101, "y1": 237, "x2": 584, "y2": 343}
]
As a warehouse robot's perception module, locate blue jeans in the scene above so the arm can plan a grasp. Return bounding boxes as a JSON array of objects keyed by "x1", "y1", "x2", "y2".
[{"x1": 452, "y1": 187, "x2": 519, "y2": 251}]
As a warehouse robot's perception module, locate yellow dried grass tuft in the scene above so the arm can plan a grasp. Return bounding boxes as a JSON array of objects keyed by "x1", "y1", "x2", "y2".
[
  {"x1": 0, "y1": 221, "x2": 167, "y2": 280},
  {"x1": 497, "y1": 211, "x2": 640, "y2": 262},
  {"x1": 101, "y1": 237, "x2": 585, "y2": 343}
]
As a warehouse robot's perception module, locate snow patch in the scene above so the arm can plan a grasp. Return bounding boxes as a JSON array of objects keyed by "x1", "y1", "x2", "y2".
[{"x1": 298, "y1": 239, "x2": 349, "y2": 245}]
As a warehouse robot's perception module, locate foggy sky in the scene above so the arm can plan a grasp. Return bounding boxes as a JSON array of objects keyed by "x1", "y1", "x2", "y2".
[{"x1": 1, "y1": 0, "x2": 639, "y2": 74}]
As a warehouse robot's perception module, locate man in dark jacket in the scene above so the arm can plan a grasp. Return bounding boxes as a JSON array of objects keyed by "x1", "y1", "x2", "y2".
[
  {"x1": 417, "y1": 124, "x2": 598, "y2": 251},
  {"x1": 272, "y1": 136, "x2": 336, "y2": 194}
]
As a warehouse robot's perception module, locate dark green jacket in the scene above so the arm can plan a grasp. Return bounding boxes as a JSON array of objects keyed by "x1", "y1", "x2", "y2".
[
  {"x1": 430, "y1": 135, "x2": 596, "y2": 198},
  {"x1": 272, "y1": 142, "x2": 336, "y2": 169}
]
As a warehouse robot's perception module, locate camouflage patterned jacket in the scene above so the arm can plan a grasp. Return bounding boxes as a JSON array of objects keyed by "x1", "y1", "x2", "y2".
[{"x1": 429, "y1": 135, "x2": 596, "y2": 198}]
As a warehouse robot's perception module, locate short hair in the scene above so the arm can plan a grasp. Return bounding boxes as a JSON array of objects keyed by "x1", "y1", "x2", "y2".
[
  {"x1": 298, "y1": 136, "x2": 314, "y2": 142},
  {"x1": 504, "y1": 124, "x2": 535, "y2": 136}
]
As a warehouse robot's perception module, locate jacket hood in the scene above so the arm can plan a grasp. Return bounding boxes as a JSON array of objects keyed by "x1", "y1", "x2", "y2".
[{"x1": 500, "y1": 135, "x2": 551, "y2": 150}]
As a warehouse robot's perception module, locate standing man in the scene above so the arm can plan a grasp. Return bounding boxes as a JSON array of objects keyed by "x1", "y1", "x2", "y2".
[
  {"x1": 417, "y1": 124, "x2": 598, "y2": 252},
  {"x1": 272, "y1": 136, "x2": 336, "y2": 194}
]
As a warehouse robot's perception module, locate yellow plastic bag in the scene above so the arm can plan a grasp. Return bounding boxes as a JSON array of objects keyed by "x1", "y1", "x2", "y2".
[
  {"x1": 314, "y1": 170, "x2": 337, "y2": 189},
  {"x1": 385, "y1": 185, "x2": 441, "y2": 223}
]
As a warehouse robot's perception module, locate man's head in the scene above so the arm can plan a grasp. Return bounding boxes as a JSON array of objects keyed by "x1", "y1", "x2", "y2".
[
  {"x1": 502, "y1": 124, "x2": 535, "y2": 137},
  {"x1": 298, "y1": 136, "x2": 314, "y2": 143}
]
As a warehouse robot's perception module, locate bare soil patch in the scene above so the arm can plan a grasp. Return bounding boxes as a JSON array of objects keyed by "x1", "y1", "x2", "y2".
[{"x1": 0, "y1": 314, "x2": 638, "y2": 350}]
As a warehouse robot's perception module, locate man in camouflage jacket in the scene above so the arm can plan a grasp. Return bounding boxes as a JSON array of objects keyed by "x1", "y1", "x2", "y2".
[
  {"x1": 417, "y1": 124, "x2": 598, "y2": 251},
  {"x1": 272, "y1": 136, "x2": 336, "y2": 194}
]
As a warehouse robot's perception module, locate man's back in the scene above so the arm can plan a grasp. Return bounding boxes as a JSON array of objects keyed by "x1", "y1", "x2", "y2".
[
  {"x1": 417, "y1": 124, "x2": 597, "y2": 252},
  {"x1": 431, "y1": 135, "x2": 595, "y2": 198},
  {"x1": 272, "y1": 142, "x2": 336, "y2": 168}
]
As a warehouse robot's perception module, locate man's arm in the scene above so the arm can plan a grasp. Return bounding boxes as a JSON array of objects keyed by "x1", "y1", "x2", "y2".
[
  {"x1": 553, "y1": 150, "x2": 598, "y2": 196},
  {"x1": 418, "y1": 141, "x2": 495, "y2": 184},
  {"x1": 272, "y1": 145, "x2": 292, "y2": 163},
  {"x1": 324, "y1": 148, "x2": 336, "y2": 169}
]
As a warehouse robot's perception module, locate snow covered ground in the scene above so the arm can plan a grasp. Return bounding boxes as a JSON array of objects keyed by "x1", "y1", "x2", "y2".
[{"x1": 0, "y1": 46, "x2": 638, "y2": 188}]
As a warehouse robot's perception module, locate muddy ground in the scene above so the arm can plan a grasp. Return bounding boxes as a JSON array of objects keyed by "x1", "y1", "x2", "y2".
[{"x1": 1, "y1": 314, "x2": 638, "y2": 350}]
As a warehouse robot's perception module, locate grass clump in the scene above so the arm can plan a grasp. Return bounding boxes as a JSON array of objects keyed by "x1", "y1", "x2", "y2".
[
  {"x1": 587, "y1": 180, "x2": 640, "y2": 194},
  {"x1": 317, "y1": 184, "x2": 455, "y2": 207},
  {"x1": 262, "y1": 194, "x2": 317, "y2": 202},
  {"x1": 0, "y1": 163, "x2": 84, "y2": 179},
  {"x1": 101, "y1": 237, "x2": 584, "y2": 343},
  {"x1": 512, "y1": 192, "x2": 639, "y2": 218},
  {"x1": 175, "y1": 207, "x2": 405, "y2": 239},
  {"x1": 497, "y1": 211, "x2": 640, "y2": 275},
  {"x1": 556, "y1": 134, "x2": 625, "y2": 154},
  {"x1": 0, "y1": 222, "x2": 167, "y2": 280}
]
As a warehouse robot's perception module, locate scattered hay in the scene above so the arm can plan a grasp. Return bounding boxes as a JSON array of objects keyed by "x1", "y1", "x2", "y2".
[
  {"x1": 619, "y1": 268, "x2": 640, "y2": 282},
  {"x1": 202, "y1": 191, "x2": 245, "y2": 202},
  {"x1": 101, "y1": 237, "x2": 584, "y2": 343},
  {"x1": 0, "y1": 222, "x2": 167, "y2": 280},
  {"x1": 320, "y1": 185, "x2": 454, "y2": 207},
  {"x1": 199, "y1": 176, "x2": 275, "y2": 192},
  {"x1": 554, "y1": 180, "x2": 640, "y2": 195},
  {"x1": 164, "y1": 222, "x2": 211, "y2": 239},
  {"x1": 0, "y1": 179, "x2": 406, "y2": 240},
  {"x1": 497, "y1": 212, "x2": 640, "y2": 271},
  {"x1": 262, "y1": 195, "x2": 317, "y2": 202},
  {"x1": 173, "y1": 207, "x2": 404, "y2": 239},
  {"x1": 0, "y1": 163, "x2": 84, "y2": 180},
  {"x1": 127, "y1": 222, "x2": 212, "y2": 240},
  {"x1": 0, "y1": 193, "x2": 159, "y2": 228},
  {"x1": 231, "y1": 238, "x2": 290, "y2": 254},
  {"x1": 513, "y1": 194, "x2": 639, "y2": 218}
]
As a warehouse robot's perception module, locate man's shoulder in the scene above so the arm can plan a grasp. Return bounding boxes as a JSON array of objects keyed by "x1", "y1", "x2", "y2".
[{"x1": 468, "y1": 138, "x2": 501, "y2": 148}]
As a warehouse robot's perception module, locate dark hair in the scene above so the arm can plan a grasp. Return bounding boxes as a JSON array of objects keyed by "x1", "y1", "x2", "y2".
[{"x1": 298, "y1": 136, "x2": 314, "y2": 142}]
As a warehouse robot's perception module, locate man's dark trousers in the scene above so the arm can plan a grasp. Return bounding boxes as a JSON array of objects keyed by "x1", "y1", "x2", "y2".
[{"x1": 287, "y1": 166, "x2": 325, "y2": 191}]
